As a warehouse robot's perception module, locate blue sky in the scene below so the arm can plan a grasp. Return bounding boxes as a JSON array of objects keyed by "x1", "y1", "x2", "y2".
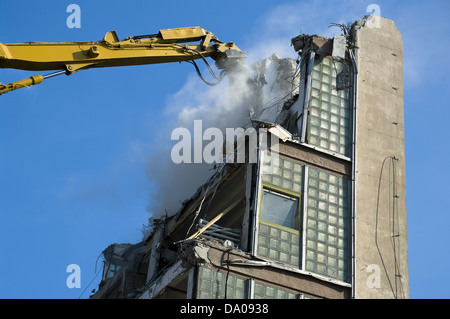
[{"x1": 0, "y1": 0, "x2": 449, "y2": 299}]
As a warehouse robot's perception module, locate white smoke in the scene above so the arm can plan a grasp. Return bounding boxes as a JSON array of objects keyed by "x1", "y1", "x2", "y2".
[
  {"x1": 144, "y1": 69, "x2": 257, "y2": 220},
  {"x1": 144, "y1": 1, "x2": 365, "y2": 221}
]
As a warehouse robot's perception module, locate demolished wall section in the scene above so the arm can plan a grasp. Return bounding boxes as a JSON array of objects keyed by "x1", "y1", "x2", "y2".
[{"x1": 252, "y1": 54, "x2": 300, "y2": 123}]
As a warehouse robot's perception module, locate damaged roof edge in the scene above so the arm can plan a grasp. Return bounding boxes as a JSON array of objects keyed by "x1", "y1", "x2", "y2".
[{"x1": 291, "y1": 15, "x2": 376, "y2": 54}]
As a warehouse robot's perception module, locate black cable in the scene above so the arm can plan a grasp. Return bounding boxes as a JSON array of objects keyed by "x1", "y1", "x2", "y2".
[
  {"x1": 390, "y1": 157, "x2": 405, "y2": 299},
  {"x1": 375, "y1": 156, "x2": 395, "y2": 297},
  {"x1": 175, "y1": 43, "x2": 227, "y2": 85},
  {"x1": 77, "y1": 266, "x2": 103, "y2": 299},
  {"x1": 94, "y1": 252, "x2": 104, "y2": 274},
  {"x1": 202, "y1": 176, "x2": 221, "y2": 220},
  {"x1": 328, "y1": 23, "x2": 350, "y2": 36},
  {"x1": 185, "y1": 47, "x2": 222, "y2": 81},
  {"x1": 224, "y1": 248, "x2": 232, "y2": 299},
  {"x1": 187, "y1": 60, "x2": 226, "y2": 86},
  {"x1": 258, "y1": 83, "x2": 300, "y2": 114},
  {"x1": 77, "y1": 252, "x2": 105, "y2": 299},
  {"x1": 375, "y1": 155, "x2": 403, "y2": 298},
  {"x1": 391, "y1": 159, "x2": 398, "y2": 297},
  {"x1": 185, "y1": 167, "x2": 223, "y2": 239}
]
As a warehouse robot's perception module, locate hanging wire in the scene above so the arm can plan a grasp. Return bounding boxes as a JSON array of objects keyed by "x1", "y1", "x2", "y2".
[
  {"x1": 224, "y1": 247, "x2": 232, "y2": 299},
  {"x1": 375, "y1": 155, "x2": 404, "y2": 298},
  {"x1": 390, "y1": 156, "x2": 406, "y2": 298},
  {"x1": 185, "y1": 177, "x2": 215, "y2": 238},
  {"x1": 328, "y1": 22, "x2": 350, "y2": 36},
  {"x1": 202, "y1": 175, "x2": 221, "y2": 220},
  {"x1": 174, "y1": 44, "x2": 227, "y2": 86},
  {"x1": 187, "y1": 60, "x2": 226, "y2": 86},
  {"x1": 183, "y1": 46, "x2": 222, "y2": 80},
  {"x1": 77, "y1": 267, "x2": 103, "y2": 299},
  {"x1": 184, "y1": 134, "x2": 249, "y2": 240},
  {"x1": 77, "y1": 253, "x2": 104, "y2": 299},
  {"x1": 256, "y1": 83, "x2": 300, "y2": 117}
]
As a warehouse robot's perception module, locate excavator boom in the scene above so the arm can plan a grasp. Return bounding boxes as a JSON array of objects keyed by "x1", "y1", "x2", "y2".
[{"x1": 0, "y1": 27, "x2": 247, "y2": 95}]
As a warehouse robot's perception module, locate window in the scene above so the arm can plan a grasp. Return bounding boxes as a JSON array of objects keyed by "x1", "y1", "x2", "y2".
[
  {"x1": 258, "y1": 188, "x2": 301, "y2": 267},
  {"x1": 258, "y1": 152, "x2": 302, "y2": 267},
  {"x1": 105, "y1": 263, "x2": 121, "y2": 279},
  {"x1": 261, "y1": 189, "x2": 299, "y2": 230}
]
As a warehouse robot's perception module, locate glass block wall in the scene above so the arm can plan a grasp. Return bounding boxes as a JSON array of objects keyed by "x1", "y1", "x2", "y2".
[
  {"x1": 257, "y1": 222, "x2": 300, "y2": 267},
  {"x1": 259, "y1": 152, "x2": 303, "y2": 267},
  {"x1": 197, "y1": 266, "x2": 308, "y2": 299},
  {"x1": 307, "y1": 55, "x2": 351, "y2": 157},
  {"x1": 197, "y1": 267, "x2": 247, "y2": 299},
  {"x1": 261, "y1": 152, "x2": 303, "y2": 194},
  {"x1": 253, "y1": 281, "x2": 301, "y2": 299},
  {"x1": 257, "y1": 151, "x2": 351, "y2": 283},
  {"x1": 304, "y1": 167, "x2": 351, "y2": 282}
]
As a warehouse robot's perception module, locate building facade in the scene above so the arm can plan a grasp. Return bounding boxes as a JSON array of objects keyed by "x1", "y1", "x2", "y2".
[{"x1": 91, "y1": 16, "x2": 409, "y2": 300}]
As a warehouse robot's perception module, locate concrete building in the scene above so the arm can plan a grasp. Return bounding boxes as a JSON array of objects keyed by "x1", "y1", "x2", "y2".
[{"x1": 91, "y1": 15, "x2": 408, "y2": 300}]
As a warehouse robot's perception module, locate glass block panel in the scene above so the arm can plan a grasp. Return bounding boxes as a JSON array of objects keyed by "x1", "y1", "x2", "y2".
[
  {"x1": 304, "y1": 167, "x2": 351, "y2": 282},
  {"x1": 258, "y1": 222, "x2": 300, "y2": 268},
  {"x1": 262, "y1": 152, "x2": 303, "y2": 195},
  {"x1": 253, "y1": 282, "x2": 301, "y2": 299},
  {"x1": 259, "y1": 153, "x2": 303, "y2": 268},
  {"x1": 306, "y1": 55, "x2": 351, "y2": 157},
  {"x1": 197, "y1": 267, "x2": 248, "y2": 299}
]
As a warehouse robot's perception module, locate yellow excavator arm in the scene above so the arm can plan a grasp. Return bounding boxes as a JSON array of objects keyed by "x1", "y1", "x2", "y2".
[{"x1": 0, "y1": 27, "x2": 247, "y2": 95}]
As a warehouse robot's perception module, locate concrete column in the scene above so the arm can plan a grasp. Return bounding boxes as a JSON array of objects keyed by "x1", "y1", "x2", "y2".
[{"x1": 353, "y1": 17, "x2": 409, "y2": 299}]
